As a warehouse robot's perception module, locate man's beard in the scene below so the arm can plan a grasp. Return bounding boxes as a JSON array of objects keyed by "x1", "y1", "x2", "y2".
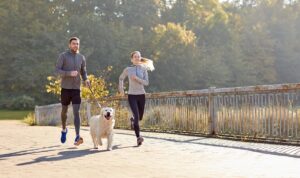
[{"x1": 70, "y1": 48, "x2": 79, "y2": 53}]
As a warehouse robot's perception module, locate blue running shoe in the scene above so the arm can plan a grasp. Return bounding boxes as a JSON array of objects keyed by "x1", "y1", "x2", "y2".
[
  {"x1": 61, "y1": 128, "x2": 68, "y2": 143},
  {"x1": 74, "y1": 135, "x2": 83, "y2": 146}
]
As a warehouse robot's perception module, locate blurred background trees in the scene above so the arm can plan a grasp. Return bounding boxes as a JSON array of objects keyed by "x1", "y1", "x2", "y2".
[{"x1": 1, "y1": 0, "x2": 300, "y2": 109}]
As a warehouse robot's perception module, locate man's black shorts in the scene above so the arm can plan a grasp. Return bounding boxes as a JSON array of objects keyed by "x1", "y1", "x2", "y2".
[{"x1": 61, "y1": 88, "x2": 81, "y2": 105}]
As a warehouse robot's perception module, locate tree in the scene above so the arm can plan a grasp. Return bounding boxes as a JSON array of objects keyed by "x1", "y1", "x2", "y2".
[
  {"x1": 148, "y1": 23, "x2": 201, "y2": 91},
  {"x1": 0, "y1": 0, "x2": 66, "y2": 106}
]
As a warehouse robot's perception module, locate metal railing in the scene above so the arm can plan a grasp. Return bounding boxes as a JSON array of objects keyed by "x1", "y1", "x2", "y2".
[{"x1": 35, "y1": 83, "x2": 300, "y2": 144}]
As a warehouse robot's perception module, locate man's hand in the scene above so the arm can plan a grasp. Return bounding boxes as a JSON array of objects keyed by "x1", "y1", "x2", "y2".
[
  {"x1": 84, "y1": 80, "x2": 91, "y2": 87},
  {"x1": 69, "y1": 71, "x2": 78, "y2": 77}
]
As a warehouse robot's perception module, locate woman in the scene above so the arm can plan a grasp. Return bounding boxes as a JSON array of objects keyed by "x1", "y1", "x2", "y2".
[{"x1": 119, "y1": 51, "x2": 154, "y2": 146}]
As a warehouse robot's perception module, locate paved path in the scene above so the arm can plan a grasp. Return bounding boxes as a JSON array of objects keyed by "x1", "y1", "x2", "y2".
[{"x1": 1, "y1": 120, "x2": 300, "y2": 178}]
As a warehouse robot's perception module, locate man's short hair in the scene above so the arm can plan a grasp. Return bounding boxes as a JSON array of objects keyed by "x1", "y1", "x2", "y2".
[{"x1": 69, "y1": 37, "x2": 80, "y2": 44}]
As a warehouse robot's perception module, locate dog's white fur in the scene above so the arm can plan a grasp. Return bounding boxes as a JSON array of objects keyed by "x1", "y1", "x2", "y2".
[{"x1": 89, "y1": 107, "x2": 115, "y2": 151}]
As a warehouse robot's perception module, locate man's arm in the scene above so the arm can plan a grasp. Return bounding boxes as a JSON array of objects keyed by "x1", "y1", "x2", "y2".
[
  {"x1": 80, "y1": 56, "x2": 88, "y2": 81},
  {"x1": 55, "y1": 53, "x2": 77, "y2": 77}
]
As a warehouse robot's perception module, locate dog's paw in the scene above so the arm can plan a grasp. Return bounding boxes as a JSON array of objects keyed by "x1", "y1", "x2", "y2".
[
  {"x1": 107, "y1": 148, "x2": 112, "y2": 151},
  {"x1": 94, "y1": 146, "x2": 98, "y2": 149}
]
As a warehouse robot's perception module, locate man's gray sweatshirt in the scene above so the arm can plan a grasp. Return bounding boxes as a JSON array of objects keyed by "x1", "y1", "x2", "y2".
[
  {"x1": 119, "y1": 65, "x2": 149, "y2": 95},
  {"x1": 55, "y1": 50, "x2": 88, "y2": 90}
]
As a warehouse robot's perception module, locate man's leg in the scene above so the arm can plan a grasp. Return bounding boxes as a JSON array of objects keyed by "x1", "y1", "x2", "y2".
[
  {"x1": 72, "y1": 104, "x2": 81, "y2": 136},
  {"x1": 72, "y1": 89, "x2": 83, "y2": 145},
  {"x1": 60, "y1": 89, "x2": 71, "y2": 143},
  {"x1": 61, "y1": 105, "x2": 68, "y2": 130}
]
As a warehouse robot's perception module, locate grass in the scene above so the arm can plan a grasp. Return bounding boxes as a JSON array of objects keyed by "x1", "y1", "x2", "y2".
[{"x1": 0, "y1": 110, "x2": 33, "y2": 120}]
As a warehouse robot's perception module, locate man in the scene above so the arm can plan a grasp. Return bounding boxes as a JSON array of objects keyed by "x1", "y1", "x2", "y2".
[{"x1": 56, "y1": 37, "x2": 90, "y2": 146}]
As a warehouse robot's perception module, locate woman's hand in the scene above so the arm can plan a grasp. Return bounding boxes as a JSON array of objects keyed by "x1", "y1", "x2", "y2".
[
  {"x1": 130, "y1": 75, "x2": 138, "y2": 81},
  {"x1": 119, "y1": 91, "x2": 125, "y2": 97}
]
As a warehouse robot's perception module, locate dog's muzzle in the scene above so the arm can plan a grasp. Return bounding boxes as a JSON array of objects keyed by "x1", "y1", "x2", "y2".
[{"x1": 104, "y1": 112, "x2": 112, "y2": 120}]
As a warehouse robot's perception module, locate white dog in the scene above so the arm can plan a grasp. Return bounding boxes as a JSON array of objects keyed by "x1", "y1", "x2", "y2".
[{"x1": 89, "y1": 107, "x2": 115, "y2": 151}]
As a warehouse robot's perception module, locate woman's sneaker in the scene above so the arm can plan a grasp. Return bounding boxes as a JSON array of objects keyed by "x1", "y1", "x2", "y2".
[
  {"x1": 137, "y1": 136, "x2": 144, "y2": 146},
  {"x1": 60, "y1": 128, "x2": 68, "y2": 143},
  {"x1": 74, "y1": 135, "x2": 84, "y2": 146}
]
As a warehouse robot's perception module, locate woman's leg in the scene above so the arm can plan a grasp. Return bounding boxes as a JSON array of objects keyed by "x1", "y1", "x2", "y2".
[
  {"x1": 137, "y1": 94, "x2": 146, "y2": 121},
  {"x1": 128, "y1": 95, "x2": 140, "y2": 138}
]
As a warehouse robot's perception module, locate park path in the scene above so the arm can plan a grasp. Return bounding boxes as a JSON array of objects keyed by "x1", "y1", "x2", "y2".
[{"x1": 1, "y1": 120, "x2": 300, "y2": 178}]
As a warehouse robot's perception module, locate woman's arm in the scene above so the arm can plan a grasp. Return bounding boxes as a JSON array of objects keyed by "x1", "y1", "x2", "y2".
[
  {"x1": 118, "y1": 68, "x2": 128, "y2": 94},
  {"x1": 135, "y1": 69, "x2": 149, "y2": 86}
]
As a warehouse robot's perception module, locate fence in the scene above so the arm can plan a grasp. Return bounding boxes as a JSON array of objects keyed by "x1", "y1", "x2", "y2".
[
  {"x1": 35, "y1": 102, "x2": 91, "y2": 126},
  {"x1": 35, "y1": 83, "x2": 300, "y2": 144}
]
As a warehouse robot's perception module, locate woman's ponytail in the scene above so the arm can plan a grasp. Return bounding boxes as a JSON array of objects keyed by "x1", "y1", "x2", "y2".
[{"x1": 141, "y1": 58, "x2": 155, "y2": 71}]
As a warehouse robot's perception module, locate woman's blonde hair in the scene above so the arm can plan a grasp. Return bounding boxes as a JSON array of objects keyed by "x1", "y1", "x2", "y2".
[
  {"x1": 131, "y1": 51, "x2": 155, "y2": 71},
  {"x1": 140, "y1": 57, "x2": 155, "y2": 71}
]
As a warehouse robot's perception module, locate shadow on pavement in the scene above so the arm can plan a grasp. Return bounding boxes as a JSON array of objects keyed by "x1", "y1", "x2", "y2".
[
  {"x1": 16, "y1": 144, "x2": 136, "y2": 166},
  {"x1": 16, "y1": 148, "x2": 102, "y2": 166},
  {"x1": 117, "y1": 132, "x2": 300, "y2": 158},
  {"x1": 0, "y1": 145, "x2": 62, "y2": 160}
]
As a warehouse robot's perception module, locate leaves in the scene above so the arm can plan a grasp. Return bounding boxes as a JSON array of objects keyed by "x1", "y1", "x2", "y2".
[
  {"x1": 1, "y1": 0, "x2": 300, "y2": 108},
  {"x1": 45, "y1": 74, "x2": 109, "y2": 101}
]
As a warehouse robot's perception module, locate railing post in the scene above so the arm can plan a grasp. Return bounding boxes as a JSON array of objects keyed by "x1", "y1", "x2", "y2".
[
  {"x1": 34, "y1": 105, "x2": 39, "y2": 125},
  {"x1": 209, "y1": 87, "x2": 216, "y2": 135}
]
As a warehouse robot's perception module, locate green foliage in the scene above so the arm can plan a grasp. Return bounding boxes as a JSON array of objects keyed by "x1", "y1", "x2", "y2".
[
  {"x1": 0, "y1": 95, "x2": 35, "y2": 110},
  {"x1": 1, "y1": 0, "x2": 300, "y2": 108},
  {"x1": 46, "y1": 74, "x2": 110, "y2": 101},
  {"x1": 150, "y1": 23, "x2": 200, "y2": 90}
]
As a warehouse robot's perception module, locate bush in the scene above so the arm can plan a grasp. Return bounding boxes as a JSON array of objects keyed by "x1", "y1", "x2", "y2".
[
  {"x1": 23, "y1": 112, "x2": 36, "y2": 126},
  {"x1": 8, "y1": 95, "x2": 35, "y2": 110}
]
